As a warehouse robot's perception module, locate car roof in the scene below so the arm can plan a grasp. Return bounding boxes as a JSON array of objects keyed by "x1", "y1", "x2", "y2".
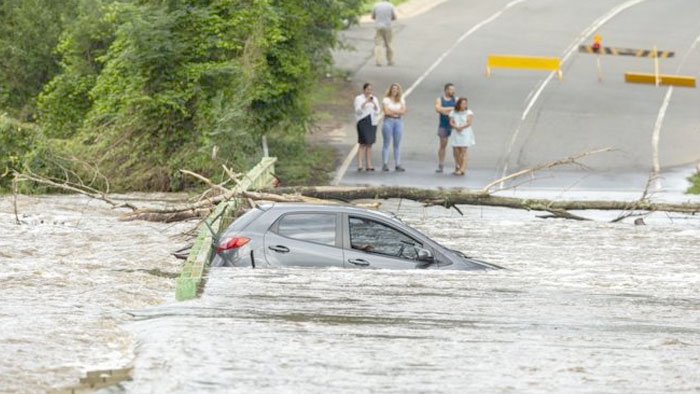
[{"x1": 258, "y1": 202, "x2": 397, "y2": 220}]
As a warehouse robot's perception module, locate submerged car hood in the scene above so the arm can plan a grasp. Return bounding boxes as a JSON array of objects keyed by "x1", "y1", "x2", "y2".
[{"x1": 448, "y1": 249, "x2": 505, "y2": 270}]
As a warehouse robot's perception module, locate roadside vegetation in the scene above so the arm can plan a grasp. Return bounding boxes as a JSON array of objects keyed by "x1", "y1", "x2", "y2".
[
  {"x1": 0, "y1": 0, "x2": 362, "y2": 193},
  {"x1": 688, "y1": 172, "x2": 700, "y2": 194}
]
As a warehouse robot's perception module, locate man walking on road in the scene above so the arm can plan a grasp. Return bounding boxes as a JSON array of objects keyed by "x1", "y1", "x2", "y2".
[
  {"x1": 372, "y1": 0, "x2": 396, "y2": 66},
  {"x1": 434, "y1": 83, "x2": 457, "y2": 173}
]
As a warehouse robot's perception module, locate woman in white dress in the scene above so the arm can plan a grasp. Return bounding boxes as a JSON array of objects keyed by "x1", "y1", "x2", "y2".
[{"x1": 448, "y1": 98, "x2": 475, "y2": 176}]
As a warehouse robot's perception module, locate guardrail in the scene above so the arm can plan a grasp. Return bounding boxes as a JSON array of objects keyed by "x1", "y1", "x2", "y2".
[
  {"x1": 53, "y1": 367, "x2": 133, "y2": 393},
  {"x1": 486, "y1": 54, "x2": 563, "y2": 80},
  {"x1": 175, "y1": 157, "x2": 277, "y2": 301}
]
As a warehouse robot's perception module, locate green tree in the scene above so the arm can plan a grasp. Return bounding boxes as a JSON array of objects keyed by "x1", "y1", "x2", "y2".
[
  {"x1": 0, "y1": 0, "x2": 77, "y2": 117},
  {"x1": 0, "y1": 114, "x2": 39, "y2": 189},
  {"x1": 37, "y1": 0, "x2": 116, "y2": 139},
  {"x1": 3, "y1": 0, "x2": 364, "y2": 192},
  {"x1": 55, "y1": 0, "x2": 277, "y2": 189},
  {"x1": 251, "y1": 0, "x2": 361, "y2": 136}
]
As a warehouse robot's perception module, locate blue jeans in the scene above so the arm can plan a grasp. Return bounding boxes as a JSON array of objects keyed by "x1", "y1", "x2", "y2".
[{"x1": 382, "y1": 117, "x2": 403, "y2": 166}]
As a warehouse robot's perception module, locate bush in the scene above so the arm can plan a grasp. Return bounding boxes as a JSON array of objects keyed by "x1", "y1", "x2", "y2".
[
  {"x1": 688, "y1": 172, "x2": 700, "y2": 194},
  {"x1": 269, "y1": 132, "x2": 336, "y2": 186},
  {"x1": 0, "y1": 114, "x2": 38, "y2": 190}
]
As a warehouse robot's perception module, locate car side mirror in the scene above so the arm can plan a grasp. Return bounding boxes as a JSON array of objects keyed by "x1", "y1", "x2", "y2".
[{"x1": 417, "y1": 248, "x2": 434, "y2": 263}]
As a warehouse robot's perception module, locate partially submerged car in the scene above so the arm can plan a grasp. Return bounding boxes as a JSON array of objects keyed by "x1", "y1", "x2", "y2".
[{"x1": 212, "y1": 203, "x2": 502, "y2": 270}]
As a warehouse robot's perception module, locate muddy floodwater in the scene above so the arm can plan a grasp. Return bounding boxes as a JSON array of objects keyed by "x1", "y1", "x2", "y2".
[
  {"x1": 2, "y1": 196, "x2": 700, "y2": 393},
  {"x1": 0, "y1": 194, "x2": 191, "y2": 393}
]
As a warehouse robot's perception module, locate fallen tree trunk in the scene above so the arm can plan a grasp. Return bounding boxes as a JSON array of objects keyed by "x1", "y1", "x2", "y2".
[
  {"x1": 265, "y1": 186, "x2": 700, "y2": 214},
  {"x1": 15, "y1": 145, "x2": 699, "y2": 225},
  {"x1": 117, "y1": 147, "x2": 624, "y2": 221}
]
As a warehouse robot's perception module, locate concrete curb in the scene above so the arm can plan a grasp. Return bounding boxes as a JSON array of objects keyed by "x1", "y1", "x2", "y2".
[{"x1": 175, "y1": 157, "x2": 277, "y2": 301}]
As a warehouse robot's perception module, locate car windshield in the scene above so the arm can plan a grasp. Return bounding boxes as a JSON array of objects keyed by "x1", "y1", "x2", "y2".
[
  {"x1": 395, "y1": 219, "x2": 470, "y2": 258},
  {"x1": 349, "y1": 217, "x2": 421, "y2": 260}
]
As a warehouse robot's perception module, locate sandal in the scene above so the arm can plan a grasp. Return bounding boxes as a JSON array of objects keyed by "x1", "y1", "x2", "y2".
[{"x1": 367, "y1": 167, "x2": 375, "y2": 171}]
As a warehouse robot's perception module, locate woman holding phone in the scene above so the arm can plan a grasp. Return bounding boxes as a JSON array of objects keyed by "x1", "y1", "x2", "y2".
[{"x1": 353, "y1": 83, "x2": 381, "y2": 171}]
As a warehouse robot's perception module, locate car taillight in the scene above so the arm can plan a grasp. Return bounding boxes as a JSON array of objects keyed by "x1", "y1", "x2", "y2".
[{"x1": 217, "y1": 237, "x2": 250, "y2": 253}]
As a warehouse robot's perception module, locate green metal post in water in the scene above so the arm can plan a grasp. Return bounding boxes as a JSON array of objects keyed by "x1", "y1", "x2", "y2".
[{"x1": 175, "y1": 157, "x2": 277, "y2": 301}]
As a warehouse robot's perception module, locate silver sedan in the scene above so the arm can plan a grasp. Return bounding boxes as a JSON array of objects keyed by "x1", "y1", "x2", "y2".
[{"x1": 211, "y1": 203, "x2": 502, "y2": 270}]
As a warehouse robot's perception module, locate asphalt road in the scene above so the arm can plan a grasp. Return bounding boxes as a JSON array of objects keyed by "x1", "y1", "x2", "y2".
[{"x1": 332, "y1": 0, "x2": 700, "y2": 193}]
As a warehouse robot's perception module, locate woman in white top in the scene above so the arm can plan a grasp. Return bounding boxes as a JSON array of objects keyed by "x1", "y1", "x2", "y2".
[
  {"x1": 448, "y1": 97, "x2": 475, "y2": 176},
  {"x1": 353, "y1": 83, "x2": 381, "y2": 171},
  {"x1": 381, "y1": 83, "x2": 407, "y2": 172}
]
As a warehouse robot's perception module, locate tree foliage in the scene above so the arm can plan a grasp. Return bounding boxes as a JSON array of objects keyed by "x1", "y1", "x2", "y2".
[
  {"x1": 1, "y1": 0, "x2": 362, "y2": 191},
  {"x1": 0, "y1": 0, "x2": 77, "y2": 117},
  {"x1": 0, "y1": 114, "x2": 39, "y2": 189}
]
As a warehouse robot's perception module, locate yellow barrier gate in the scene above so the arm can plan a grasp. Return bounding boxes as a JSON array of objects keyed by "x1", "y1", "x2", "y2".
[
  {"x1": 578, "y1": 35, "x2": 684, "y2": 85},
  {"x1": 624, "y1": 72, "x2": 696, "y2": 88},
  {"x1": 486, "y1": 54, "x2": 563, "y2": 80}
]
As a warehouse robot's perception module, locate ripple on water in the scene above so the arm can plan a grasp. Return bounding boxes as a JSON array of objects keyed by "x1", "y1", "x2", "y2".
[
  {"x1": 116, "y1": 200, "x2": 700, "y2": 394},
  {"x1": 0, "y1": 194, "x2": 192, "y2": 394}
]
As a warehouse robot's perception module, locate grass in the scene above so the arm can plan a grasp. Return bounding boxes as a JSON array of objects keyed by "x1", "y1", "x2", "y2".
[
  {"x1": 0, "y1": 113, "x2": 40, "y2": 192},
  {"x1": 688, "y1": 172, "x2": 700, "y2": 194},
  {"x1": 307, "y1": 78, "x2": 341, "y2": 122},
  {"x1": 272, "y1": 73, "x2": 355, "y2": 187},
  {"x1": 307, "y1": 71, "x2": 352, "y2": 122},
  {"x1": 360, "y1": 0, "x2": 411, "y2": 15},
  {"x1": 271, "y1": 136, "x2": 336, "y2": 186}
]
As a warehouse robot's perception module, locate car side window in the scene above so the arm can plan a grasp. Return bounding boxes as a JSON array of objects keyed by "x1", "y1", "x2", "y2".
[
  {"x1": 276, "y1": 213, "x2": 336, "y2": 246},
  {"x1": 349, "y1": 216, "x2": 421, "y2": 260}
]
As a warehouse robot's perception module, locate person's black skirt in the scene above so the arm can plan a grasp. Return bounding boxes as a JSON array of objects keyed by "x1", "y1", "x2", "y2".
[{"x1": 356, "y1": 115, "x2": 377, "y2": 145}]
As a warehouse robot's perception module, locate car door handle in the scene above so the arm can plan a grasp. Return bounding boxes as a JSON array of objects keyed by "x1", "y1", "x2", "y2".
[
  {"x1": 348, "y1": 258, "x2": 370, "y2": 267},
  {"x1": 268, "y1": 245, "x2": 290, "y2": 253}
]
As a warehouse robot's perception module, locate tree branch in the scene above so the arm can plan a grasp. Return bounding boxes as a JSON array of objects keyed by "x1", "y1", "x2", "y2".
[
  {"x1": 265, "y1": 186, "x2": 700, "y2": 215},
  {"x1": 481, "y1": 147, "x2": 614, "y2": 193},
  {"x1": 15, "y1": 170, "x2": 138, "y2": 211}
]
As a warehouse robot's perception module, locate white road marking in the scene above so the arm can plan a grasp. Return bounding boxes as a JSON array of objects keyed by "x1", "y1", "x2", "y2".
[
  {"x1": 499, "y1": 0, "x2": 648, "y2": 182},
  {"x1": 649, "y1": 30, "x2": 700, "y2": 190},
  {"x1": 403, "y1": 0, "x2": 527, "y2": 97},
  {"x1": 332, "y1": 0, "x2": 527, "y2": 185},
  {"x1": 332, "y1": 131, "x2": 361, "y2": 185},
  {"x1": 650, "y1": 87, "x2": 673, "y2": 190}
]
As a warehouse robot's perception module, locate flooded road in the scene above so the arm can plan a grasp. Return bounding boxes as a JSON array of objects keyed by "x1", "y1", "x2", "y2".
[
  {"x1": 0, "y1": 195, "x2": 192, "y2": 393},
  {"x1": 118, "y1": 201, "x2": 700, "y2": 393},
  {"x1": 1, "y1": 196, "x2": 699, "y2": 393}
]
